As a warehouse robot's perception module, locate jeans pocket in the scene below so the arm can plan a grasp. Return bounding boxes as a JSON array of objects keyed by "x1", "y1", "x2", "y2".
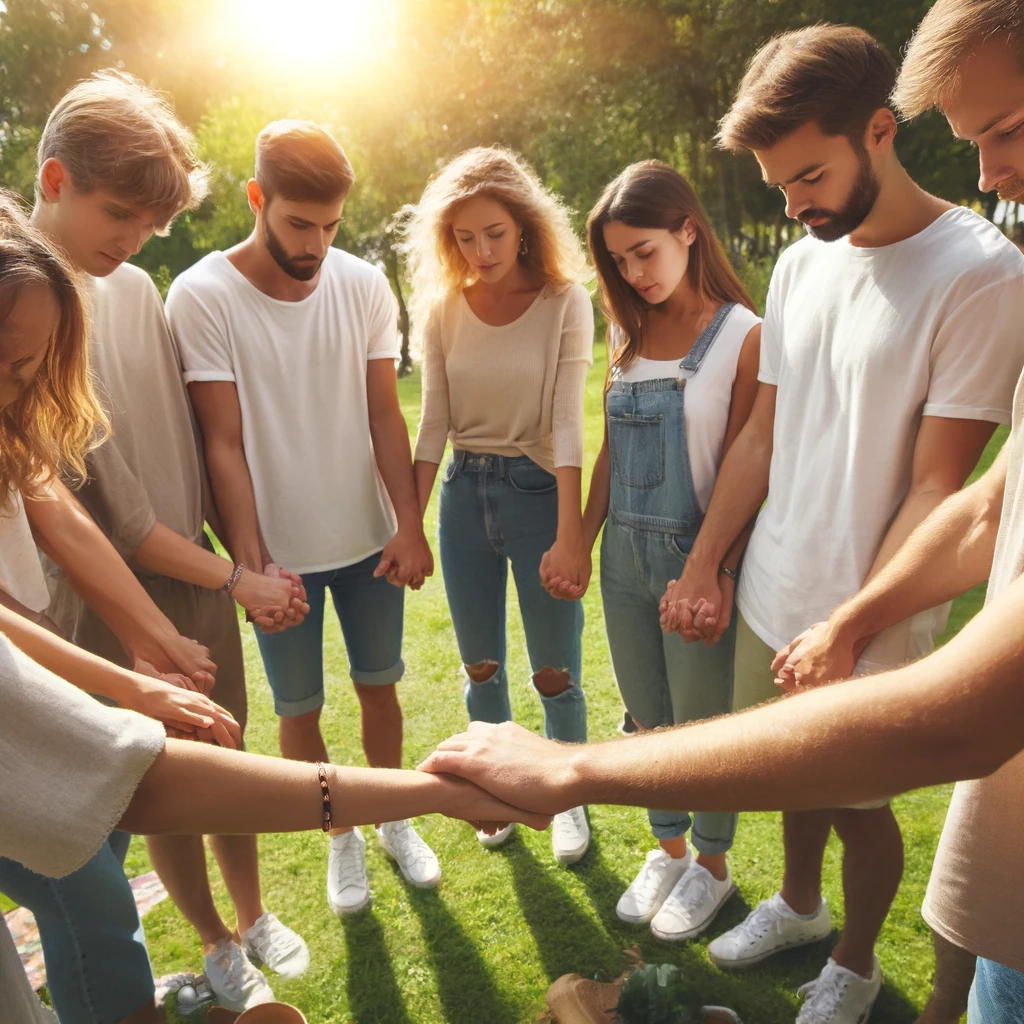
[
  {"x1": 505, "y1": 461, "x2": 558, "y2": 494},
  {"x1": 608, "y1": 414, "x2": 665, "y2": 489},
  {"x1": 667, "y1": 533, "x2": 693, "y2": 563},
  {"x1": 441, "y1": 457, "x2": 459, "y2": 484}
]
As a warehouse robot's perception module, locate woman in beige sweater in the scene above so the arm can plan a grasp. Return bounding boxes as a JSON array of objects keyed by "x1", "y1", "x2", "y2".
[{"x1": 403, "y1": 147, "x2": 595, "y2": 865}]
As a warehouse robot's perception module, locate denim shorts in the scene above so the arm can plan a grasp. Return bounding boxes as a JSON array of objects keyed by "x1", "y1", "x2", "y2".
[
  {"x1": 0, "y1": 832, "x2": 154, "y2": 1024},
  {"x1": 255, "y1": 551, "x2": 405, "y2": 717},
  {"x1": 969, "y1": 957, "x2": 1024, "y2": 1022}
]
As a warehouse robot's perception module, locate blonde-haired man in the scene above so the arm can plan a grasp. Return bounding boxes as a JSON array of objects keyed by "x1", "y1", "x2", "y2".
[
  {"x1": 168, "y1": 120, "x2": 438, "y2": 918},
  {"x1": 11, "y1": 71, "x2": 309, "y2": 1016}
]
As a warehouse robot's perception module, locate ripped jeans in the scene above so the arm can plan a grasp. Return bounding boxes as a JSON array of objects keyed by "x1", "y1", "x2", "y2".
[{"x1": 438, "y1": 451, "x2": 586, "y2": 743}]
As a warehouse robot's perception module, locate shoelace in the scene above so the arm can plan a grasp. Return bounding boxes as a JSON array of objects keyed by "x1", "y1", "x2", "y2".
[
  {"x1": 741, "y1": 898, "x2": 781, "y2": 941},
  {"x1": 248, "y1": 916, "x2": 299, "y2": 963},
  {"x1": 630, "y1": 855, "x2": 679, "y2": 902},
  {"x1": 332, "y1": 836, "x2": 367, "y2": 889},
  {"x1": 554, "y1": 808, "x2": 585, "y2": 841},
  {"x1": 386, "y1": 824, "x2": 432, "y2": 870},
  {"x1": 796, "y1": 968, "x2": 849, "y2": 1023},
  {"x1": 666, "y1": 866, "x2": 716, "y2": 913},
  {"x1": 208, "y1": 944, "x2": 256, "y2": 999}
]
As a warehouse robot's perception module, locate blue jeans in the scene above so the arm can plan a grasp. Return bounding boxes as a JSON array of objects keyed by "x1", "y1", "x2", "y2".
[
  {"x1": 969, "y1": 957, "x2": 1024, "y2": 1022},
  {"x1": 0, "y1": 832, "x2": 154, "y2": 1024},
  {"x1": 438, "y1": 452, "x2": 586, "y2": 743},
  {"x1": 255, "y1": 552, "x2": 405, "y2": 717},
  {"x1": 601, "y1": 520, "x2": 737, "y2": 851}
]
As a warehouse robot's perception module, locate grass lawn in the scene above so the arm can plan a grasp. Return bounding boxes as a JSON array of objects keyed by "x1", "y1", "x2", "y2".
[{"x1": 118, "y1": 343, "x2": 1002, "y2": 1023}]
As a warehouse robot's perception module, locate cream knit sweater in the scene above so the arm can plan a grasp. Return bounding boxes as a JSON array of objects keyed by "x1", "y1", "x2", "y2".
[{"x1": 413, "y1": 282, "x2": 594, "y2": 473}]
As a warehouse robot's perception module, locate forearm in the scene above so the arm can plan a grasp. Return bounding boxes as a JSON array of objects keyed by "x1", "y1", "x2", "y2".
[
  {"x1": 687, "y1": 420, "x2": 771, "y2": 573},
  {"x1": 414, "y1": 460, "x2": 440, "y2": 518},
  {"x1": 371, "y1": 411, "x2": 423, "y2": 530},
  {"x1": 831, "y1": 473, "x2": 1002, "y2": 649},
  {"x1": 569, "y1": 575, "x2": 1024, "y2": 811},
  {"x1": 554, "y1": 466, "x2": 584, "y2": 543},
  {"x1": 122, "y1": 744, "x2": 461, "y2": 835},
  {"x1": 204, "y1": 443, "x2": 265, "y2": 570},
  {"x1": 582, "y1": 447, "x2": 611, "y2": 551},
  {"x1": 133, "y1": 523, "x2": 236, "y2": 590},
  {"x1": 0, "y1": 603, "x2": 147, "y2": 706}
]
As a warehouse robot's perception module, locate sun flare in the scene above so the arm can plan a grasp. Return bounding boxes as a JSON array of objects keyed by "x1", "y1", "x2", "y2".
[{"x1": 220, "y1": 0, "x2": 393, "y2": 74}]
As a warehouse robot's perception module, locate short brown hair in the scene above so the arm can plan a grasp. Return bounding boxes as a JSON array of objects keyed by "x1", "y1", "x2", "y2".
[
  {"x1": 38, "y1": 70, "x2": 208, "y2": 232},
  {"x1": 718, "y1": 25, "x2": 897, "y2": 153},
  {"x1": 255, "y1": 121, "x2": 355, "y2": 204},
  {"x1": 894, "y1": 0, "x2": 1024, "y2": 118}
]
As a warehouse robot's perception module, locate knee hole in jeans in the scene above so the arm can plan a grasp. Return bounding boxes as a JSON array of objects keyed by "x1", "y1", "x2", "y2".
[
  {"x1": 465, "y1": 661, "x2": 500, "y2": 684},
  {"x1": 532, "y1": 667, "x2": 572, "y2": 698}
]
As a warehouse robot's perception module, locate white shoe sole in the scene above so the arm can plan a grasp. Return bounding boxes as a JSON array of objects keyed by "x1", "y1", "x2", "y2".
[
  {"x1": 707, "y1": 923, "x2": 831, "y2": 968},
  {"x1": 616, "y1": 903, "x2": 663, "y2": 925},
  {"x1": 478, "y1": 824, "x2": 515, "y2": 848},
  {"x1": 650, "y1": 883, "x2": 737, "y2": 942},
  {"x1": 554, "y1": 835, "x2": 590, "y2": 866},
  {"x1": 327, "y1": 887, "x2": 372, "y2": 918}
]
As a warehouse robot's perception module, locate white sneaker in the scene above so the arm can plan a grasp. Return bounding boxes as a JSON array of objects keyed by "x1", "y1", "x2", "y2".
[
  {"x1": 616, "y1": 849, "x2": 693, "y2": 924},
  {"x1": 552, "y1": 806, "x2": 590, "y2": 865},
  {"x1": 241, "y1": 912, "x2": 309, "y2": 981},
  {"x1": 796, "y1": 956, "x2": 882, "y2": 1023},
  {"x1": 203, "y1": 938, "x2": 274, "y2": 1012},
  {"x1": 327, "y1": 828, "x2": 371, "y2": 916},
  {"x1": 376, "y1": 819, "x2": 442, "y2": 888},
  {"x1": 477, "y1": 823, "x2": 515, "y2": 847},
  {"x1": 651, "y1": 861, "x2": 736, "y2": 941},
  {"x1": 707, "y1": 891, "x2": 831, "y2": 969}
]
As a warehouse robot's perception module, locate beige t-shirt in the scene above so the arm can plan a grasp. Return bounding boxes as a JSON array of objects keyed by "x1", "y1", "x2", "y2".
[
  {"x1": 0, "y1": 634, "x2": 165, "y2": 1021},
  {"x1": 413, "y1": 283, "x2": 594, "y2": 474},
  {"x1": 922, "y1": 368, "x2": 1024, "y2": 972}
]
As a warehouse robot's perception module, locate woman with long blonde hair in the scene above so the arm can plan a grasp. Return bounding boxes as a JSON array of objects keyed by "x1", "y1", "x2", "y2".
[
  {"x1": 578, "y1": 161, "x2": 761, "y2": 941},
  {"x1": 404, "y1": 146, "x2": 594, "y2": 864}
]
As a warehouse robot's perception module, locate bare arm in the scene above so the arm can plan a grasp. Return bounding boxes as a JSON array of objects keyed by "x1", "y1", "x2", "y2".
[
  {"x1": 0, "y1": 604, "x2": 239, "y2": 744},
  {"x1": 119, "y1": 740, "x2": 552, "y2": 836},
  {"x1": 414, "y1": 460, "x2": 442, "y2": 518},
  {"x1": 776, "y1": 422, "x2": 1004, "y2": 689},
  {"x1": 24, "y1": 478, "x2": 216, "y2": 689},
  {"x1": 422, "y1": 565, "x2": 1024, "y2": 814},
  {"x1": 367, "y1": 359, "x2": 433, "y2": 590},
  {"x1": 581, "y1": 429, "x2": 611, "y2": 552}
]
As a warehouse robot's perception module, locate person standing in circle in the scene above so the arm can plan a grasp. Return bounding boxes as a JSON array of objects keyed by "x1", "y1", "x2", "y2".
[
  {"x1": 574, "y1": 161, "x2": 760, "y2": 940},
  {"x1": 403, "y1": 147, "x2": 594, "y2": 865}
]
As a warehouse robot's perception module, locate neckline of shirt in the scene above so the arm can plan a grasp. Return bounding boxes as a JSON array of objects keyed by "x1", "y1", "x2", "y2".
[
  {"x1": 833, "y1": 206, "x2": 966, "y2": 259},
  {"x1": 214, "y1": 248, "x2": 332, "y2": 307},
  {"x1": 459, "y1": 283, "x2": 550, "y2": 330}
]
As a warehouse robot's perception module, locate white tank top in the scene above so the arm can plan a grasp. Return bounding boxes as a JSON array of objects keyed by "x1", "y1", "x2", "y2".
[{"x1": 614, "y1": 304, "x2": 761, "y2": 512}]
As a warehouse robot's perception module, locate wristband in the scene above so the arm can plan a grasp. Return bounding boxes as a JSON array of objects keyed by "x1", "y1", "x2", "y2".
[
  {"x1": 316, "y1": 762, "x2": 333, "y2": 832},
  {"x1": 221, "y1": 563, "x2": 244, "y2": 593},
  {"x1": 719, "y1": 563, "x2": 739, "y2": 582}
]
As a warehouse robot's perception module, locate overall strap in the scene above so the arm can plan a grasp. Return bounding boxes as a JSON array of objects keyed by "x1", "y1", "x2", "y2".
[{"x1": 678, "y1": 301, "x2": 737, "y2": 379}]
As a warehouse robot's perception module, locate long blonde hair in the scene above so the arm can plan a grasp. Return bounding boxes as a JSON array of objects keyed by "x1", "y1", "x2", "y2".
[
  {"x1": 397, "y1": 147, "x2": 586, "y2": 346},
  {"x1": 0, "y1": 191, "x2": 108, "y2": 507}
]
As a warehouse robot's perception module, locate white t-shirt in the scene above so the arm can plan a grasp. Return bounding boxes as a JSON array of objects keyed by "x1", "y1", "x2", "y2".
[
  {"x1": 0, "y1": 490, "x2": 50, "y2": 613},
  {"x1": 737, "y1": 207, "x2": 1024, "y2": 669},
  {"x1": 167, "y1": 249, "x2": 401, "y2": 574},
  {"x1": 615, "y1": 304, "x2": 761, "y2": 512}
]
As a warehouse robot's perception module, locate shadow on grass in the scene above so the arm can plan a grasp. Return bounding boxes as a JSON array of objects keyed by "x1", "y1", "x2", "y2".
[
  {"x1": 341, "y1": 910, "x2": 412, "y2": 1024},
  {"x1": 407, "y1": 887, "x2": 521, "y2": 1024},
  {"x1": 503, "y1": 835, "x2": 622, "y2": 982},
  {"x1": 573, "y1": 831, "x2": 631, "y2": 933}
]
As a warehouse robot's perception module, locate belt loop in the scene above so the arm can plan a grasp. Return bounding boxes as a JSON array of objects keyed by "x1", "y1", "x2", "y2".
[
  {"x1": 456, "y1": 449, "x2": 467, "y2": 471},
  {"x1": 498, "y1": 455, "x2": 506, "y2": 480}
]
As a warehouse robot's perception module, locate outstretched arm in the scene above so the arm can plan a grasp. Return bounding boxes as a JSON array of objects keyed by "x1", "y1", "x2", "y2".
[{"x1": 421, "y1": 566, "x2": 1024, "y2": 815}]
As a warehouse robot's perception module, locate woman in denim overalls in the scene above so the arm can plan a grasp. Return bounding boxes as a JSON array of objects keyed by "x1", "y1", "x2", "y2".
[{"x1": 582, "y1": 162, "x2": 762, "y2": 941}]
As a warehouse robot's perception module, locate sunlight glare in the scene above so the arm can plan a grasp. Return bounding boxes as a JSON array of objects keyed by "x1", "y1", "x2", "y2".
[{"x1": 222, "y1": 0, "x2": 392, "y2": 73}]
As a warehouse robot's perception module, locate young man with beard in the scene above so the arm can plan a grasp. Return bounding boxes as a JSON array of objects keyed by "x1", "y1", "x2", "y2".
[
  {"x1": 22, "y1": 73, "x2": 310, "y2": 1015},
  {"x1": 769, "y1": 5, "x2": 1024, "y2": 1021},
  {"x1": 654, "y1": 24, "x2": 1024, "y2": 1024},
  {"x1": 167, "y1": 121, "x2": 438, "y2": 917}
]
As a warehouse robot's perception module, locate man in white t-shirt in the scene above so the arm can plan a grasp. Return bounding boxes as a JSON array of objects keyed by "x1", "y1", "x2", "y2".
[
  {"x1": 661, "y1": 24, "x2": 1024, "y2": 1024},
  {"x1": 167, "y1": 120, "x2": 437, "y2": 917}
]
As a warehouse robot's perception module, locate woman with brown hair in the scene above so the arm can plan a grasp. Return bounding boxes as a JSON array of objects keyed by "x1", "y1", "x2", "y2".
[{"x1": 581, "y1": 161, "x2": 761, "y2": 941}]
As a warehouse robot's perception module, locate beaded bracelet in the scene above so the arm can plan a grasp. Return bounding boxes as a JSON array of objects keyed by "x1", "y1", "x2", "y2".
[
  {"x1": 222, "y1": 562, "x2": 245, "y2": 593},
  {"x1": 316, "y1": 762, "x2": 333, "y2": 832}
]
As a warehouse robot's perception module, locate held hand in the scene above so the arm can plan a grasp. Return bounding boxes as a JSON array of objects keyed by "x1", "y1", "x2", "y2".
[
  {"x1": 419, "y1": 721, "x2": 579, "y2": 816},
  {"x1": 132, "y1": 634, "x2": 217, "y2": 695},
  {"x1": 128, "y1": 677, "x2": 242, "y2": 749},
  {"x1": 232, "y1": 568, "x2": 296, "y2": 627},
  {"x1": 251, "y1": 564, "x2": 310, "y2": 635},
  {"x1": 539, "y1": 538, "x2": 591, "y2": 601},
  {"x1": 374, "y1": 527, "x2": 434, "y2": 590},
  {"x1": 772, "y1": 621, "x2": 855, "y2": 694},
  {"x1": 433, "y1": 773, "x2": 552, "y2": 832},
  {"x1": 659, "y1": 563, "x2": 724, "y2": 643}
]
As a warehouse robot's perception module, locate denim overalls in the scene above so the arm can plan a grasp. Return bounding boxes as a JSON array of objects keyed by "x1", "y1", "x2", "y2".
[{"x1": 600, "y1": 302, "x2": 738, "y2": 851}]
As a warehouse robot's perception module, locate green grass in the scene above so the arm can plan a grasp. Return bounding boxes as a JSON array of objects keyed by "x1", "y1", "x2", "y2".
[{"x1": 128, "y1": 347, "x2": 1003, "y2": 1021}]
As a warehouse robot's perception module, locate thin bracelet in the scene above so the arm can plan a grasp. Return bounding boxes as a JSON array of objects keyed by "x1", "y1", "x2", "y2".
[
  {"x1": 221, "y1": 563, "x2": 244, "y2": 593},
  {"x1": 316, "y1": 762, "x2": 333, "y2": 832},
  {"x1": 719, "y1": 563, "x2": 739, "y2": 582}
]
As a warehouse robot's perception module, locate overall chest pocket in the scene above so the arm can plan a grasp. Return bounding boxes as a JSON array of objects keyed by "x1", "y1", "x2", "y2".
[{"x1": 608, "y1": 413, "x2": 665, "y2": 490}]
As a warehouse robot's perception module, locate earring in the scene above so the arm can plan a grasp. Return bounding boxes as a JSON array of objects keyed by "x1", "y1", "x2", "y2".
[{"x1": 518, "y1": 233, "x2": 529, "y2": 257}]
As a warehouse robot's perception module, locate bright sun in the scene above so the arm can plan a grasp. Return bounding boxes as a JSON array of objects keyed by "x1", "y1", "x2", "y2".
[{"x1": 220, "y1": 0, "x2": 392, "y2": 73}]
